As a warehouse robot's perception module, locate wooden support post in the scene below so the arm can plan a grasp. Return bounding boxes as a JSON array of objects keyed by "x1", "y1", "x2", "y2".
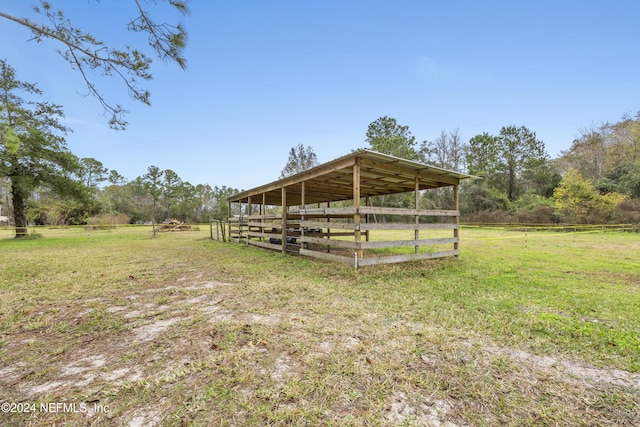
[
  {"x1": 326, "y1": 200, "x2": 331, "y2": 253},
  {"x1": 227, "y1": 202, "x2": 231, "y2": 243},
  {"x1": 246, "y1": 196, "x2": 252, "y2": 245},
  {"x1": 281, "y1": 187, "x2": 287, "y2": 254},
  {"x1": 353, "y1": 162, "x2": 363, "y2": 266},
  {"x1": 365, "y1": 196, "x2": 370, "y2": 242},
  {"x1": 239, "y1": 202, "x2": 244, "y2": 243},
  {"x1": 454, "y1": 183, "x2": 460, "y2": 256},
  {"x1": 415, "y1": 176, "x2": 420, "y2": 254},
  {"x1": 262, "y1": 193, "x2": 266, "y2": 243},
  {"x1": 301, "y1": 181, "x2": 306, "y2": 251}
]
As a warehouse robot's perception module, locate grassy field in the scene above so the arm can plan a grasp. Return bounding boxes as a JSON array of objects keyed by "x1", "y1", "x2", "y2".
[{"x1": 0, "y1": 226, "x2": 638, "y2": 426}]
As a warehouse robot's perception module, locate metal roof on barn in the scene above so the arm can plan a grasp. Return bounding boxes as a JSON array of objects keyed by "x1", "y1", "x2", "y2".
[{"x1": 228, "y1": 150, "x2": 478, "y2": 207}]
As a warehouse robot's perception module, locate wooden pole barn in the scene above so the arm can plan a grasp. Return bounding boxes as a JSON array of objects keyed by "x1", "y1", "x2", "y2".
[{"x1": 227, "y1": 150, "x2": 477, "y2": 268}]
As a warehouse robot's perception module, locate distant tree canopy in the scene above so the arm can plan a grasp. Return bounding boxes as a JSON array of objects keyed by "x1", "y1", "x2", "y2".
[
  {"x1": 280, "y1": 144, "x2": 319, "y2": 178},
  {"x1": 420, "y1": 128, "x2": 467, "y2": 172},
  {"x1": 559, "y1": 114, "x2": 640, "y2": 199},
  {"x1": 79, "y1": 158, "x2": 109, "y2": 192},
  {"x1": 553, "y1": 168, "x2": 626, "y2": 224},
  {"x1": 467, "y1": 125, "x2": 549, "y2": 202},
  {"x1": 360, "y1": 114, "x2": 640, "y2": 224},
  {"x1": 0, "y1": 0, "x2": 190, "y2": 129},
  {"x1": 365, "y1": 116, "x2": 421, "y2": 161}
]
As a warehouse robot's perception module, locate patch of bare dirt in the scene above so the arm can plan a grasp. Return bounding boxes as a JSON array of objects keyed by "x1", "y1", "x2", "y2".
[
  {"x1": 385, "y1": 390, "x2": 463, "y2": 427},
  {"x1": 127, "y1": 405, "x2": 164, "y2": 427},
  {"x1": 485, "y1": 345, "x2": 640, "y2": 389},
  {"x1": 133, "y1": 317, "x2": 184, "y2": 342},
  {"x1": 3, "y1": 277, "x2": 234, "y2": 403}
]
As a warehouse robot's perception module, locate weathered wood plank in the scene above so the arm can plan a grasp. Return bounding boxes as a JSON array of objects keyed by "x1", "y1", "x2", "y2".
[
  {"x1": 299, "y1": 207, "x2": 356, "y2": 216},
  {"x1": 299, "y1": 235, "x2": 358, "y2": 249},
  {"x1": 246, "y1": 221, "x2": 282, "y2": 228},
  {"x1": 246, "y1": 231, "x2": 281, "y2": 238},
  {"x1": 359, "y1": 237, "x2": 458, "y2": 249},
  {"x1": 248, "y1": 240, "x2": 282, "y2": 251},
  {"x1": 299, "y1": 221, "x2": 356, "y2": 230},
  {"x1": 358, "y1": 206, "x2": 459, "y2": 217},
  {"x1": 299, "y1": 249, "x2": 355, "y2": 265},
  {"x1": 247, "y1": 214, "x2": 283, "y2": 220},
  {"x1": 359, "y1": 223, "x2": 459, "y2": 231},
  {"x1": 358, "y1": 250, "x2": 459, "y2": 266},
  {"x1": 303, "y1": 214, "x2": 355, "y2": 219},
  {"x1": 319, "y1": 231, "x2": 356, "y2": 237}
]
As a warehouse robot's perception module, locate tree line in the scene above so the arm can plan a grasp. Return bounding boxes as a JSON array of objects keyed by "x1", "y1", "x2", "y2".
[{"x1": 358, "y1": 115, "x2": 640, "y2": 225}]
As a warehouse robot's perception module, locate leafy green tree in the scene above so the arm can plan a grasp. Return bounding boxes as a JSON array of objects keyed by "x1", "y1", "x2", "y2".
[
  {"x1": 211, "y1": 185, "x2": 239, "y2": 220},
  {"x1": 162, "y1": 168, "x2": 182, "y2": 218},
  {"x1": 194, "y1": 183, "x2": 212, "y2": 222},
  {"x1": 142, "y1": 165, "x2": 163, "y2": 236},
  {"x1": 280, "y1": 144, "x2": 319, "y2": 178},
  {"x1": 126, "y1": 176, "x2": 151, "y2": 223},
  {"x1": 362, "y1": 116, "x2": 421, "y2": 216},
  {"x1": 559, "y1": 126, "x2": 608, "y2": 181},
  {"x1": 79, "y1": 157, "x2": 109, "y2": 192},
  {"x1": 0, "y1": 177, "x2": 10, "y2": 221},
  {"x1": 597, "y1": 163, "x2": 640, "y2": 198},
  {"x1": 97, "y1": 171, "x2": 128, "y2": 217},
  {"x1": 554, "y1": 168, "x2": 626, "y2": 223},
  {"x1": 365, "y1": 116, "x2": 421, "y2": 161},
  {"x1": 467, "y1": 126, "x2": 549, "y2": 202},
  {"x1": 0, "y1": 1, "x2": 190, "y2": 129},
  {"x1": 174, "y1": 181, "x2": 199, "y2": 221},
  {"x1": 108, "y1": 170, "x2": 127, "y2": 186},
  {"x1": 496, "y1": 125, "x2": 549, "y2": 201},
  {"x1": 558, "y1": 114, "x2": 640, "y2": 201},
  {"x1": 459, "y1": 184, "x2": 511, "y2": 217},
  {"x1": 605, "y1": 114, "x2": 640, "y2": 173},
  {"x1": 0, "y1": 59, "x2": 84, "y2": 237},
  {"x1": 466, "y1": 132, "x2": 499, "y2": 177}
]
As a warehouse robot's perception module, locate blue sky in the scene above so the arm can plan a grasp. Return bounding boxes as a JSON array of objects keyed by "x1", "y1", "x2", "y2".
[{"x1": 2, "y1": 1, "x2": 639, "y2": 190}]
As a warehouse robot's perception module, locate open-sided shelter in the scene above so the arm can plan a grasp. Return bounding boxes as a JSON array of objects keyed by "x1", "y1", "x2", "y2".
[{"x1": 227, "y1": 150, "x2": 477, "y2": 268}]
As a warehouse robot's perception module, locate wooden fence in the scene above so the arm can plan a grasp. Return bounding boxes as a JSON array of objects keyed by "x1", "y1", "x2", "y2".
[{"x1": 228, "y1": 206, "x2": 460, "y2": 268}]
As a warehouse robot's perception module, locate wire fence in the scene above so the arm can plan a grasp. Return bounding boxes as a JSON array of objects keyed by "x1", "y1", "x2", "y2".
[
  {"x1": 0, "y1": 222, "x2": 230, "y2": 241},
  {"x1": 462, "y1": 223, "x2": 637, "y2": 233},
  {"x1": 459, "y1": 223, "x2": 639, "y2": 248}
]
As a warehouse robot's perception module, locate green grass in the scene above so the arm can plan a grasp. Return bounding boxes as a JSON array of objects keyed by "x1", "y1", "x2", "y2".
[{"x1": 0, "y1": 226, "x2": 638, "y2": 426}]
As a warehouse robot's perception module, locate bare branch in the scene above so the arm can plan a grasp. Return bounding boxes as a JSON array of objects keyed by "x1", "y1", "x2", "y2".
[{"x1": 0, "y1": 0, "x2": 190, "y2": 130}]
